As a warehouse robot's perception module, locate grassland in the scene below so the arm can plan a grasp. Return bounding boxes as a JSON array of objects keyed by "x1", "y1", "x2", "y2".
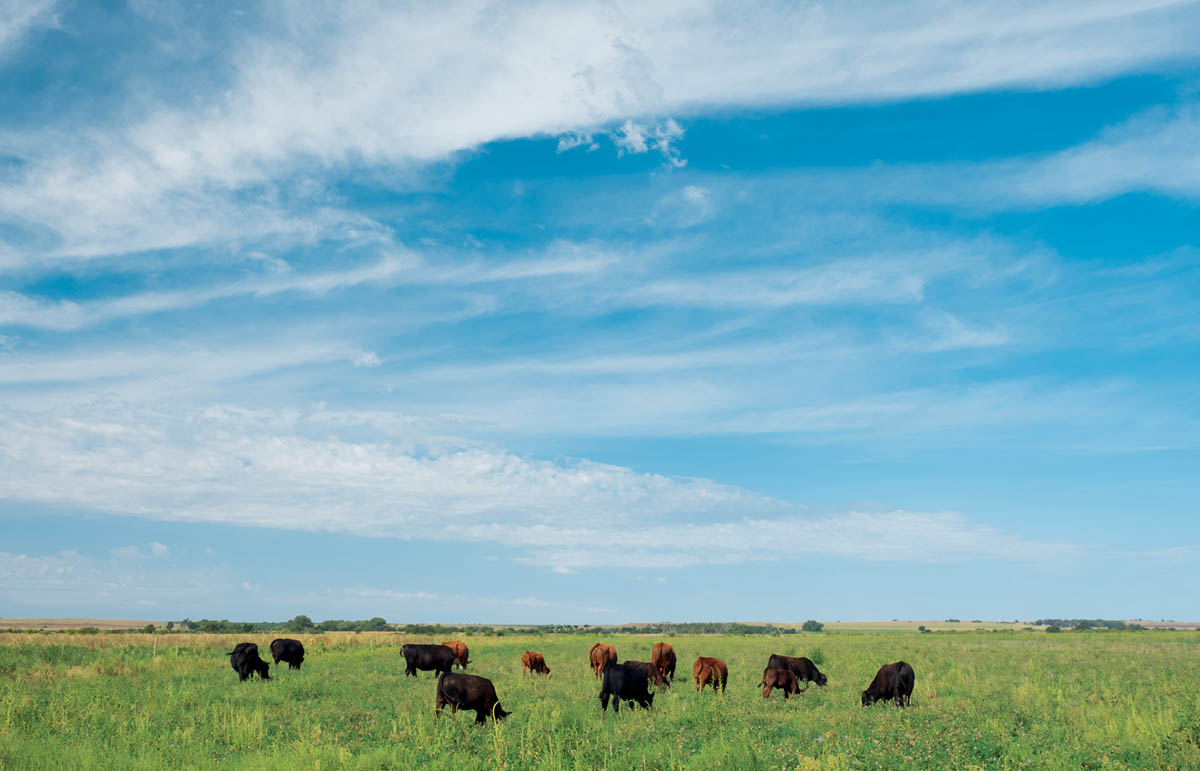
[{"x1": 3, "y1": 629, "x2": 1199, "y2": 769}]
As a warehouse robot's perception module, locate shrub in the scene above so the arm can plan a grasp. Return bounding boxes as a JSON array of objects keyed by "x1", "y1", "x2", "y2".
[
  {"x1": 801, "y1": 620, "x2": 824, "y2": 633},
  {"x1": 1046, "y1": 625, "x2": 1062, "y2": 634}
]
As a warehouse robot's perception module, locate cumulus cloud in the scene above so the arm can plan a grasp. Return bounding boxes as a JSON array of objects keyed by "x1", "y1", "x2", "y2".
[{"x1": 150, "y1": 542, "x2": 168, "y2": 558}]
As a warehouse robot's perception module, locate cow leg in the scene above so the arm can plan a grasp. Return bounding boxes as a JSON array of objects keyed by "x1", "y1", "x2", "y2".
[
  {"x1": 762, "y1": 685, "x2": 771, "y2": 699},
  {"x1": 435, "y1": 695, "x2": 445, "y2": 719},
  {"x1": 600, "y1": 692, "x2": 609, "y2": 712},
  {"x1": 474, "y1": 709, "x2": 486, "y2": 725},
  {"x1": 782, "y1": 688, "x2": 789, "y2": 700}
]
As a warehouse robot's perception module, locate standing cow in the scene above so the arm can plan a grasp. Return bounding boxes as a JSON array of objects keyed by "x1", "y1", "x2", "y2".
[
  {"x1": 760, "y1": 666, "x2": 801, "y2": 699},
  {"x1": 651, "y1": 642, "x2": 676, "y2": 681},
  {"x1": 269, "y1": 638, "x2": 305, "y2": 670},
  {"x1": 521, "y1": 650, "x2": 551, "y2": 676},
  {"x1": 599, "y1": 663, "x2": 655, "y2": 712},
  {"x1": 766, "y1": 654, "x2": 827, "y2": 689},
  {"x1": 861, "y1": 661, "x2": 915, "y2": 707},
  {"x1": 435, "y1": 673, "x2": 511, "y2": 724},
  {"x1": 402, "y1": 643, "x2": 457, "y2": 677},
  {"x1": 693, "y1": 656, "x2": 728, "y2": 693},
  {"x1": 227, "y1": 642, "x2": 270, "y2": 681},
  {"x1": 441, "y1": 640, "x2": 470, "y2": 669},
  {"x1": 589, "y1": 643, "x2": 618, "y2": 678}
]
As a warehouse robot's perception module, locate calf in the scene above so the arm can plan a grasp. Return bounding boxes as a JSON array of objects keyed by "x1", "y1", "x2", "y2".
[
  {"x1": 227, "y1": 642, "x2": 270, "y2": 681},
  {"x1": 766, "y1": 654, "x2": 827, "y2": 689},
  {"x1": 521, "y1": 650, "x2": 551, "y2": 676},
  {"x1": 651, "y1": 642, "x2": 676, "y2": 681},
  {"x1": 402, "y1": 643, "x2": 457, "y2": 677},
  {"x1": 861, "y1": 661, "x2": 915, "y2": 707},
  {"x1": 269, "y1": 638, "x2": 305, "y2": 670},
  {"x1": 441, "y1": 640, "x2": 470, "y2": 669},
  {"x1": 760, "y1": 666, "x2": 801, "y2": 699},
  {"x1": 623, "y1": 660, "x2": 670, "y2": 689},
  {"x1": 589, "y1": 643, "x2": 618, "y2": 678},
  {"x1": 599, "y1": 663, "x2": 655, "y2": 712},
  {"x1": 693, "y1": 656, "x2": 728, "y2": 693},
  {"x1": 435, "y1": 673, "x2": 511, "y2": 724}
]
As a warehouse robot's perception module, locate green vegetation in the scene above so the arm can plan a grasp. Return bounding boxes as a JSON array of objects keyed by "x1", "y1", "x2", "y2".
[{"x1": 2, "y1": 629, "x2": 1199, "y2": 769}]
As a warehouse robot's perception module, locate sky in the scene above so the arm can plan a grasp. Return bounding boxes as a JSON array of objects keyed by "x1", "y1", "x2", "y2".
[{"x1": 1, "y1": 0, "x2": 1198, "y2": 624}]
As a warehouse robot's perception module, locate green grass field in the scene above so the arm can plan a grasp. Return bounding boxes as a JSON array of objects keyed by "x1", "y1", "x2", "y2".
[{"x1": 3, "y1": 630, "x2": 1199, "y2": 769}]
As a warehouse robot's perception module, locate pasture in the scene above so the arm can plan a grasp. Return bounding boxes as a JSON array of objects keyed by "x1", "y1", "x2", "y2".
[{"x1": 2, "y1": 629, "x2": 1199, "y2": 769}]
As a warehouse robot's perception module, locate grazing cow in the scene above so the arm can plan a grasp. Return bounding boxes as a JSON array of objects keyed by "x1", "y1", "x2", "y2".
[
  {"x1": 766, "y1": 654, "x2": 827, "y2": 689},
  {"x1": 269, "y1": 638, "x2": 305, "y2": 670},
  {"x1": 622, "y1": 660, "x2": 670, "y2": 689},
  {"x1": 521, "y1": 650, "x2": 551, "y2": 676},
  {"x1": 599, "y1": 663, "x2": 655, "y2": 712},
  {"x1": 693, "y1": 657, "x2": 728, "y2": 693},
  {"x1": 441, "y1": 640, "x2": 470, "y2": 669},
  {"x1": 760, "y1": 666, "x2": 801, "y2": 699},
  {"x1": 651, "y1": 642, "x2": 676, "y2": 681},
  {"x1": 861, "y1": 661, "x2": 915, "y2": 707},
  {"x1": 589, "y1": 643, "x2": 618, "y2": 678},
  {"x1": 402, "y1": 643, "x2": 457, "y2": 677},
  {"x1": 435, "y1": 673, "x2": 511, "y2": 724},
  {"x1": 227, "y1": 642, "x2": 270, "y2": 681}
]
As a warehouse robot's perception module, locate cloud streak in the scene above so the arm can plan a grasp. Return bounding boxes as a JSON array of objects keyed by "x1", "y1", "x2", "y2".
[{"x1": 0, "y1": 402, "x2": 1083, "y2": 570}]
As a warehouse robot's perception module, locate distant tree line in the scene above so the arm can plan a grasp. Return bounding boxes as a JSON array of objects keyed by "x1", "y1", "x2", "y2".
[
  {"x1": 1034, "y1": 619, "x2": 1143, "y2": 630},
  {"x1": 161, "y1": 618, "x2": 822, "y2": 635}
]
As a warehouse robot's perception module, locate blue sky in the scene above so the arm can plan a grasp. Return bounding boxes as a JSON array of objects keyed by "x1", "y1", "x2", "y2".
[{"x1": 1, "y1": 0, "x2": 1198, "y2": 624}]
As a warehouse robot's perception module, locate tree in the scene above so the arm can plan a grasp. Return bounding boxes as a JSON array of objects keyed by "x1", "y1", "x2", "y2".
[
  {"x1": 1046, "y1": 625, "x2": 1062, "y2": 633},
  {"x1": 801, "y1": 620, "x2": 823, "y2": 633},
  {"x1": 288, "y1": 615, "x2": 315, "y2": 631},
  {"x1": 143, "y1": 624, "x2": 156, "y2": 633},
  {"x1": 165, "y1": 621, "x2": 174, "y2": 631}
]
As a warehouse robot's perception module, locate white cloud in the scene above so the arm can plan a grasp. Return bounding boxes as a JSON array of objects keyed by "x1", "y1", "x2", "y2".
[
  {"x1": 354, "y1": 351, "x2": 381, "y2": 368},
  {"x1": 0, "y1": 402, "x2": 1083, "y2": 570},
  {"x1": 0, "y1": 0, "x2": 57, "y2": 54},
  {"x1": 111, "y1": 545, "x2": 139, "y2": 560},
  {"x1": 3, "y1": 0, "x2": 1198, "y2": 265},
  {"x1": 150, "y1": 542, "x2": 168, "y2": 558}
]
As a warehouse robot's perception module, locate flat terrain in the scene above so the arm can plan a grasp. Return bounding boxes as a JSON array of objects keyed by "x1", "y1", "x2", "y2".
[
  {"x1": 0, "y1": 618, "x2": 162, "y2": 630},
  {"x1": 2, "y1": 630, "x2": 1199, "y2": 769}
]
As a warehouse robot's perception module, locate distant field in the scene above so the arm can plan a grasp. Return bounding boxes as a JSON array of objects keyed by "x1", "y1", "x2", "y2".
[
  {"x1": 0, "y1": 618, "x2": 162, "y2": 630},
  {"x1": 3, "y1": 629, "x2": 1199, "y2": 769}
]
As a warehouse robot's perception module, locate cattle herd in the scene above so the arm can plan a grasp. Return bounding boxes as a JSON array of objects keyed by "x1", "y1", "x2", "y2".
[{"x1": 225, "y1": 637, "x2": 916, "y2": 724}]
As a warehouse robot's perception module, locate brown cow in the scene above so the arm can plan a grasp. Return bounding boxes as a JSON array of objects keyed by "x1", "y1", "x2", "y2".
[
  {"x1": 650, "y1": 642, "x2": 676, "y2": 681},
  {"x1": 693, "y1": 656, "x2": 728, "y2": 693},
  {"x1": 441, "y1": 641, "x2": 469, "y2": 670},
  {"x1": 521, "y1": 650, "x2": 551, "y2": 676},
  {"x1": 623, "y1": 660, "x2": 670, "y2": 688},
  {"x1": 590, "y1": 643, "x2": 618, "y2": 678},
  {"x1": 760, "y1": 666, "x2": 801, "y2": 699}
]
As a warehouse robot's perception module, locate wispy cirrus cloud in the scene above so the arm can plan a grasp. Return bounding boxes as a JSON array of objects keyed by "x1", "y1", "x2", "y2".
[
  {"x1": 2, "y1": 0, "x2": 1199, "y2": 267},
  {"x1": 0, "y1": 401, "x2": 1088, "y2": 571}
]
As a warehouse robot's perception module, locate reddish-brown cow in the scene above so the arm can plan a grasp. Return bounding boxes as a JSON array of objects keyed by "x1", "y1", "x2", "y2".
[
  {"x1": 521, "y1": 650, "x2": 551, "y2": 676},
  {"x1": 760, "y1": 666, "x2": 801, "y2": 699},
  {"x1": 650, "y1": 642, "x2": 676, "y2": 681},
  {"x1": 693, "y1": 656, "x2": 728, "y2": 693},
  {"x1": 441, "y1": 641, "x2": 470, "y2": 670},
  {"x1": 589, "y1": 643, "x2": 618, "y2": 678}
]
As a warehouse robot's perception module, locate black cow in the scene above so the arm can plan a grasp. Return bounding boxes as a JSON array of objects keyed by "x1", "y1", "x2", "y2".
[
  {"x1": 435, "y1": 673, "x2": 511, "y2": 724},
  {"x1": 600, "y1": 663, "x2": 655, "y2": 712},
  {"x1": 227, "y1": 642, "x2": 270, "y2": 681},
  {"x1": 269, "y1": 638, "x2": 305, "y2": 670},
  {"x1": 402, "y1": 643, "x2": 457, "y2": 677},
  {"x1": 861, "y1": 661, "x2": 915, "y2": 707},
  {"x1": 622, "y1": 660, "x2": 670, "y2": 688},
  {"x1": 767, "y1": 654, "x2": 827, "y2": 689}
]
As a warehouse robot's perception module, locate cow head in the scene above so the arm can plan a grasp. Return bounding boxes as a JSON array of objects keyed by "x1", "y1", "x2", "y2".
[
  {"x1": 257, "y1": 661, "x2": 271, "y2": 680},
  {"x1": 815, "y1": 672, "x2": 828, "y2": 686},
  {"x1": 861, "y1": 690, "x2": 874, "y2": 707},
  {"x1": 493, "y1": 704, "x2": 511, "y2": 720}
]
